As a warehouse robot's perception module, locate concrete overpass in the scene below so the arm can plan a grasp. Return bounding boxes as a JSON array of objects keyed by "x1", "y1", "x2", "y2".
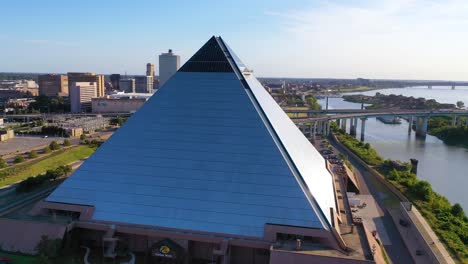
[{"x1": 286, "y1": 109, "x2": 468, "y2": 141}]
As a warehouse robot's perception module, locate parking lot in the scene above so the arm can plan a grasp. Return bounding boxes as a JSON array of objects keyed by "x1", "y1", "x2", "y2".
[{"x1": 0, "y1": 136, "x2": 60, "y2": 156}]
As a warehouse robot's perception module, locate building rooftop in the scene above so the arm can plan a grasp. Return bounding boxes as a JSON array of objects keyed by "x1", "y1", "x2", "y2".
[
  {"x1": 106, "y1": 92, "x2": 154, "y2": 100},
  {"x1": 45, "y1": 36, "x2": 336, "y2": 239}
]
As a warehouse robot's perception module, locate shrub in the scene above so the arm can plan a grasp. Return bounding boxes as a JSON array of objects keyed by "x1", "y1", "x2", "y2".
[
  {"x1": 411, "y1": 180, "x2": 433, "y2": 201},
  {"x1": 335, "y1": 133, "x2": 383, "y2": 165},
  {"x1": 0, "y1": 157, "x2": 7, "y2": 169},
  {"x1": 387, "y1": 169, "x2": 400, "y2": 181},
  {"x1": 17, "y1": 165, "x2": 72, "y2": 192},
  {"x1": 28, "y1": 150, "x2": 38, "y2": 159},
  {"x1": 49, "y1": 141, "x2": 60, "y2": 150},
  {"x1": 80, "y1": 134, "x2": 86, "y2": 140},
  {"x1": 43, "y1": 146, "x2": 52, "y2": 153},
  {"x1": 63, "y1": 139, "x2": 71, "y2": 146},
  {"x1": 14, "y1": 155, "x2": 25, "y2": 164}
]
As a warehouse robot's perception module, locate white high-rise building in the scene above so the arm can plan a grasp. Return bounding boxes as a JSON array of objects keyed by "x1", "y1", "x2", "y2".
[
  {"x1": 158, "y1": 49, "x2": 180, "y2": 86},
  {"x1": 70, "y1": 82, "x2": 97, "y2": 113}
]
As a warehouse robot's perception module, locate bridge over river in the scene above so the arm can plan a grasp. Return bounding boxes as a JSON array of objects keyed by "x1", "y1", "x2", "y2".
[{"x1": 285, "y1": 109, "x2": 468, "y2": 141}]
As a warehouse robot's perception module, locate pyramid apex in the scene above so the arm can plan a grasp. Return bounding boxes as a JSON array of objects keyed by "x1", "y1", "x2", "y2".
[{"x1": 178, "y1": 36, "x2": 233, "y2": 73}]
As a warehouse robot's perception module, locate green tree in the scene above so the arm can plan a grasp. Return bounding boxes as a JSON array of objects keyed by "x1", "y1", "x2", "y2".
[
  {"x1": 80, "y1": 134, "x2": 86, "y2": 140},
  {"x1": 29, "y1": 95, "x2": 69, "y2": 113},
  {"x1": 63, "y1": 139, "x2": 71, "y2": 146},
  {"x1": 49, "y1": 141, "x2": 60, "y2": 150},
  {"x1": 0, "y1": 157, "x2": 7, "y2": 169},
  {"x1": 14, "y1": 155, "x2": 25, "y2": 164},
  {"x1": 28, "y1": 150, "x2": 38, "y2": 159},
  {"x1": 305, "y1": 95, "x2": 321, "y2": 110},
  {"x1": 412, "y1": 180, "x2": 433, "y2": 201},
  {"x1": 451, "y1": 203, "x2": 465, "y2": 218},
  {"x1": 387, "y1": 169, "x2": 400, "y2": 181},
  {"x1": 110, "y1": 116, "x2": 125, "y2": 126},
  {"x1": 43, "y1": 146, "x2": 52, "y2": 154},
  {"x1": 456, "y1": 101, "x2": 465, "y2": 109},
  {"x1": 49, "y1": 165, "x2": 72, "y2": 180}
]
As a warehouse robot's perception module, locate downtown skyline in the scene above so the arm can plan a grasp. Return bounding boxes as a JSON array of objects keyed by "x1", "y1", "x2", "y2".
[{"x1": 2, "y1": 0, "x2": 468, "y2": 80}]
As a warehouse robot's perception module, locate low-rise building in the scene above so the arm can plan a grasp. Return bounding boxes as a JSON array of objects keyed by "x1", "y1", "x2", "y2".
[
  {"x1": 47, "y1": 116, "x2": 109, "y2": 135},
  {"x1": 5, "y1": 98, "x2": 35, "y2": 109},
  {"x1": 0, "y1": 129, "x2": 14, "y2": 142},
  {"x1": 92, "y1": 94, "x2": 149, "y2": 113}
]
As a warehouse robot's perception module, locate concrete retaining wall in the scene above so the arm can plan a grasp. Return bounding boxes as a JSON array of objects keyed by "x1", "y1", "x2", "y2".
[{"x1": 329, "y1": 134, "x2": 408, "y2": 202}]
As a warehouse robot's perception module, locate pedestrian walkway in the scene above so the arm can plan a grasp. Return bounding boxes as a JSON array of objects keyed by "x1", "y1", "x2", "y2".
[{"x1": 352, "y1": 195, "x2": 392, "y2": 245}]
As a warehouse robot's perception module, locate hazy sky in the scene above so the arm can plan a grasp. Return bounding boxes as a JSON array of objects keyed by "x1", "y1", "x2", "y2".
[{"x1": 1, "y1": 0, "x2": 468, "y2": 80}]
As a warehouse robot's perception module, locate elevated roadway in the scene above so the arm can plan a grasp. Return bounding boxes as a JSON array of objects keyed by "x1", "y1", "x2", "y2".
[
  {"x1": 287, "y1": 109, "x2": 468, "y2": 141},
  {"x1": 286, "y1": 109, "x2": 468, "y2": 121}
]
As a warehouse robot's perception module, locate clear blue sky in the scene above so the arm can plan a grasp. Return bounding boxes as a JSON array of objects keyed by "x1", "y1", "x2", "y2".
[{"x1": 1, "y1": 0, "x2": 468, "y2": 80}]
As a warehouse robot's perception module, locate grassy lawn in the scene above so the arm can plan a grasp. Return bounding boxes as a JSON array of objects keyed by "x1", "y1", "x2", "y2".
[
  {"x1": 0, "y1": 145, "x2": 95, "y2": 187},
  {"x1": 0, "y1": 251, "x2": 36, "y2": 264}
]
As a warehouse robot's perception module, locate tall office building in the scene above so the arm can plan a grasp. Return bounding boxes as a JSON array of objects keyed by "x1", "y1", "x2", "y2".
[
  {"x1": 158, "y1": 49, "x2": 180, "y2": 86},
  {"x1": 70, "y1": 82, "x2": 97, "y2": 113},
  {"x1": 110, "y1": 74, "x2": 121, "y2": 90},
  {"x1": 67, "y1": 72, "x2": 105, "y2": 98},
  {"x1": 38, "y1": 74, "x2": 68, "y2": 97},
  {"x1": 135, "y1": 76, "x2": 154, "y2": 93},
  {"x1": 119, "y1": 79, "x2": 135, "y2": 93},
  {"x1": 146, "y1": 63, "x2": 155, "y2": 77}
]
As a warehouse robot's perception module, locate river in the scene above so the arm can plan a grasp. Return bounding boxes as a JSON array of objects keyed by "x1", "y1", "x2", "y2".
[{"x1": 318, "y1": 86, "x2": 468, "y2": 210}]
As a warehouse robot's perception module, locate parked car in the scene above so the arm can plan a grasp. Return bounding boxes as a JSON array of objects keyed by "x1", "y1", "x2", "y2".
[{"x1": 319, "y1": 149, "x2": 333, "y2": 155}]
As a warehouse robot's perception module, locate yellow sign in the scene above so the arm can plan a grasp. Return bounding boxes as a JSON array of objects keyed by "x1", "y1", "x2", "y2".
[{"x1": 160, "y1": 245, "x2": 171, "y2": 254}]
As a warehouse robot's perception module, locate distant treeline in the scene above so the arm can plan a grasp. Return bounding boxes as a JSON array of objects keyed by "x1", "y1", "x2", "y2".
[{"x1": 0, "y1": 72, "x2": 40, "y2": 81}]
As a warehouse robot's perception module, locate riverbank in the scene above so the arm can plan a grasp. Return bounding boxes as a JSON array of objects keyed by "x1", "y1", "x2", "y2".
[
  {"x1": 428, "y1": 117, "x2": 468, "y2": 148},
  {"x1": 331, "y1": 126, "x2": 468, "y2": 263},
  {"x1": 332, "y1": 85, "x2": 384, "y2": 93},
  {"x1": 343, "y1": 93, "x2": 456, "y2": 110}
]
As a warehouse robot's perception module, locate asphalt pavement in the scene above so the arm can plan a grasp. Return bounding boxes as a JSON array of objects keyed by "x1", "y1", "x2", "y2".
[{"x1": 320, "y1": 136, "x2": 414, "y2": 264}]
